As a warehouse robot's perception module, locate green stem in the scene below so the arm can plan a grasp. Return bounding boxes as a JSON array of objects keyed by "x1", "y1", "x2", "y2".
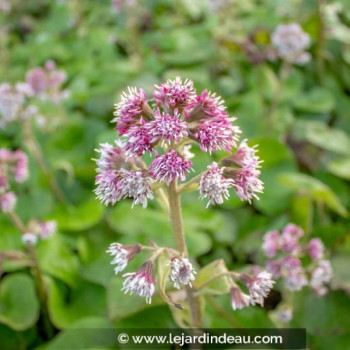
[
  {"x1": 7, "y1": 211, "x2": 54, "y2": 338},
  {"x1": 167, "y1": 182, "x2": 187, "y2": 255},
  {"x1": 167, "y1": 181, "x2": 203, "y2": 329},
  {"x1": 22, "y1": 121, "x2": 67, "y2": 203},
  {"x1": 28, "y1": 246, "x2": 54, "y2": 339},
  {"x1": 207, "y1": 296, "x2": 242, "y2": 328},
  {"x1": 8, "y1": 211, "x2": 26, "y2": 233}
]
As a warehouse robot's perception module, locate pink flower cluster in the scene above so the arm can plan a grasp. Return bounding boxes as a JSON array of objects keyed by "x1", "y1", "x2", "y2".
[
  {"x1": 106, "y1": 242, "x2": 197, "y2": 303},
  {"x1": 0, "y1": 147, "x2": 57, "y2": 246},
  {"x1": 270, "y1": 24, "x2": 311, "y2": 65},
  {"x1": 26, "y1": 60, "x2": 68, "y2": 103},
  {"x1": 0, "y1": 150, "x2": 22, "y2": 212},
  {"x1": 0, "y1": 149, "x2": 29, "y2": 213},
  {"x1": 95, "y1": 77, "x2": 263, "y2": 208},
  {"x1": 262, "y1": 224, "x2": 332, "y2": 296},
  {"x1": 94, "y1": 143, "x2": 153, "y2": 207},
  {"x1": 22, "y1": 220, "x2": 57, "y2": 246},
  {"x1": 0, "y1": 83, "x2": 32, "y2": 126},
  {"x1": 111, "y1": 0, "x2": 136, "y2": 14},
  {"x1": 230, "y1": 271, "x2": 275, "y2": 310},
  {"x1": 0, "y1": 60, "x2": 67, "y2": 127}
]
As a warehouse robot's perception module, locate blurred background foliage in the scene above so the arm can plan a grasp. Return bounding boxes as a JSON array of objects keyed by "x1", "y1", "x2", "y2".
[{"x1": 0, "y1": 0, "x2": 350, "y2": 349}]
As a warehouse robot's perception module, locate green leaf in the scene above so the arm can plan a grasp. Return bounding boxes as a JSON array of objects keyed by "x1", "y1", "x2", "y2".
[
  {"x1": 115, "y1": 305, "x2": 176, "y2": 328},
  {"x1": 310, "y1": 334, "x2": 350, "y2": 350},
  {"x1": 42, "y1": 317, "x2": 115, "y2": 350},
  {"x1": 107, "y1": 278, "x2": 164, "y2": 322},
  {"x1": 279, "y1": 71, "x2": 303, "y2": 103},
  {"x1": 36, "y1": 235, "x2": 80, "y2": 287},
  {"x1": 107, "y1": 202, "x2": 212, "y2": 256},
  {"x1": 179, "y1": 0, "x2": 206, "y2": 19},
  {"x1": 290, "y1": 195, "x2": 313, "y2": 232},
  {"x1": 292, "y1": 120, "x2": 350, "y2": 156},
  {"x1": 330, "y1": 254, "x2": 350, "y2": 292},
  {"x1": 0, "y1": 217, "x2": 21, "y2": 252},
  {"x1": 327, "y1": 157, "x2": 350, "y2": 180},
  {"x1": 0, "y1": 324, "x2": 24, "y2": 350},
  {"x1": 79, "y1": 254, "x2": 114, "y2": 287},
  {"x1": 294, "y1": 88, "x2": 335, "y2": 113},
  {"x1": 254, "y1": 65, "x2": 279, "y2": 101},
  {"x1": 252, "y1": 137, "x2": 297, "y2": 215},
  {"x1": 0, "y1": 274, "x2": 39, "y2": 331},
  {"x1": 51, "y1": 199, "x2": 104, "y2": 231},
  {"x1": 46, "y1": 278, "x2": 106, "y2": 329},
  {"x1": 17, "y1": 189, "x2": 55, "y2": 222},
  {"x1": 292, "y1": 290, "x2": 350, "y2": 335},
  {"x1": 206, "y1": 294, "x2": 274, "y2": 328},
  {"x1": 183, "y1": 202, "x2": 235, "y2": 243},
  {"x1": 195, "y1": 260, "x2": 231, "y2": 296},
  {"x1": 279, "y1": 172, "x2": 348, "y2": 217}
]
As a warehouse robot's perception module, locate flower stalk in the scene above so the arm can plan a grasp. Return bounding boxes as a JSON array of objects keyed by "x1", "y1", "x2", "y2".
[
  {"x1": 7, "y1": 210, "x2": 54, "y2": 338},
  {"x1": 167, "y1": 180, "x2": 203, "y2": 328},
  {"x1": 22, "y1": 120, "x2": 67, "y2": 203},
  {"x1": 99, "y1": 77, "x2": 269, "y2": 328}
]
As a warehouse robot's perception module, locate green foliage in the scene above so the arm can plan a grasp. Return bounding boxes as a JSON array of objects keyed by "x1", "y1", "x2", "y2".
[
  {"x1": 0, "y1": 274, "x2": 39, "y2": 331},
  {"x1": 195, "y1": 260, "x2": 231, "y2": 296}
]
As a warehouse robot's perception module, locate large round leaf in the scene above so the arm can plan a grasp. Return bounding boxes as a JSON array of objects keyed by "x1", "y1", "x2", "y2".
[
  {"x1": 0, "y1": 274, "x2": 39, "y2": 331},
  {"x1": 51, "y1": 199, "x2": 104, "y2": 231}
]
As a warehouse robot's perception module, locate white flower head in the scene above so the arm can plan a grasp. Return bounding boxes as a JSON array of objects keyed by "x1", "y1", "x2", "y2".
[
  {"x1": 169, "y1": 257, "x2": 196, "y2": 289},
  {"x1": 241, "y1": 271, "x2": 275, "y2": 306},
  {"x1": 199, "y1": 162, "x2": 234, "y2": 207},
  {"x1": 119, "y1": 169, "x2": 154, "y2": 208},
  {"x1": 230, "y1": 286, "x2": 251, "y2": 310},
  {"x1": 22, "y1": 232, "x2": 38, "y2": 246},
  {"x1": 106, "y1": 242, "x2": 141, "y2": 274},
  {"x1": 122, "y1": 260, "x2": 155, "y2": 304}
]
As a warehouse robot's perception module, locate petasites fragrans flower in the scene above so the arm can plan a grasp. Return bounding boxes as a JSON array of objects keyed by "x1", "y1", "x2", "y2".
[
  {"x1": 0, "y1": 83, "x2": 32, "y2": 126},
  {"x1": 107, "y1": 243, "x2": 142, "y2": 274},
  {"x1": 240, "y1": 271, "x2": 275, "y2": 306},
  {"x1": 169, "y1": 257, "x2": 196, "y2": 289},
  {"x1": 199, "y1": 162, "x2": 234, "y2": 207},
  {"x1": 270, "y1": 23, "x2": 311, "y2": 65},
  {"x1": 98, "y1": 77, "x2": 268, "y2": 308},
  {"x1": 95, "y1": 77, "x2": 264, "y2": 209},
  {"x1": 22, "y1": 232, "x2": 38, "y2": 246},
  {"x1": 153, "y1": 77, "x2": 196, "y2": 109},
  {"x1": 26, "y1": 60, "x2": 68, "y2": 103},
  {"x1": 0, "y1": 192, "x2": 17, "y2": 213},
  {"x1": 149, "y1": 150, "x2": 192, "y2": 184},
  {"x1": 230, "y1": 286, "x2": 251, "y2": 310},
  {"x1": 310, "y1": 260, "x2": 332, "y2": 296},
  {"x1": 262, "y1": 223, "x2": 332, "y2": 296},
  {"x1": 112, "y1": 87, "x2": 152, "y2": 135},
  {"x1": 122, "y1": 260, "x2": 155, "y2": 304},
  {"x1": 0, "y1": 148, "x2": 29, "y2": 192},
  {"x1": 147, "y1": 109, "x2": 188, "y2": 145}
]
